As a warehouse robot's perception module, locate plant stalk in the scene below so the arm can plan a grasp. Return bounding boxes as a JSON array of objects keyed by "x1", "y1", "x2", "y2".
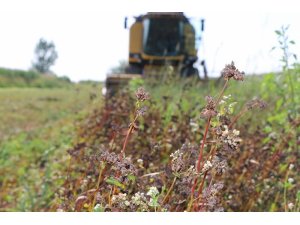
[
  {"x1": 188, "y1": 79, "x2": 229, "y2": 211},
  {"x1": 162, "y1": 177, "x2": 177, "y2": 204},
  {"x1": 119, "y1": 114, "x2": 139, "y2": 160},
  {"x1": 90, "y1": 163, "x2": 106, "y2": 211}
]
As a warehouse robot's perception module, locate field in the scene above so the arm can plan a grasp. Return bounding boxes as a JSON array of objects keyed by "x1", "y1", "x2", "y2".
[
  {"x1": 0, "y1": 62, "x2": 299, "y2": 212},
  {"x1": 0, "y1": 84, "x2": 103, "y2": 211}
]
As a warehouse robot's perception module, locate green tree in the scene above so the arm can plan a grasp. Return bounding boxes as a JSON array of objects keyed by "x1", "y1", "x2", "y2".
[{"x1": 32, "y1": 38, "x2": 58, "y2": 73}]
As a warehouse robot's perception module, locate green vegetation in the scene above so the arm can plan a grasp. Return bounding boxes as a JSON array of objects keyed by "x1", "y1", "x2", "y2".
[
  {"x1": 0, "y1": 86, "x2": 99, "y2": 139},
  {"x1": 0, "y1": 67, "x2": 71, "y2": 88},
  {"x1": 0, "y1": 84, "x2": 103, "y2": 211}
]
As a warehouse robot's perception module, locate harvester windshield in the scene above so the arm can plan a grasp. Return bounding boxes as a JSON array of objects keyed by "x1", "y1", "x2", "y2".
[{"x1": 143, "y1": 18, "x2": 183, "y2": 56}]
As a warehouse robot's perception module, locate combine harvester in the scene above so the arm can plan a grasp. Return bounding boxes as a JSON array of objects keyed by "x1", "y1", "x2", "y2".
[{"x1": 105, "y1": 12, "x2": 206, "y2": 96}]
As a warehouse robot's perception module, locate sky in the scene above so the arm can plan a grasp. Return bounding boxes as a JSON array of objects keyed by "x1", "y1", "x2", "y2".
[{"x1": 0, "y1": 0, "x2": 299, "y2": 81}]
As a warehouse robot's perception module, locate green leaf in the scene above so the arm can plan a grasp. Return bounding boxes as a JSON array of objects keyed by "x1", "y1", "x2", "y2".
[
  {"x1": 262, "y1": 137, "x2": 271, "y2": 144},
  {"x1": 275, "y1": 30, "x2": 281, "y2": 35},
  {"x1": 275, "y1": 98, "x2": 283, "y2": 111},
  {"x1": 279, "y1": 164, "x2": 288, "y2": 173},
  {"x1": 297, "y1": 190, "x2": 300, "y2": 200},
  {"x1": 263, "y1": 125, "x2": 272, "y2": 133},
  {"x1": 270, "y1": 203, "x2": 277, "y2": 211},
  {"x1": 284, "y1": 182, "x2": 292, "y2": 189},
  {"x1": 93, "y1": 204, "x2": 104, "y2": 212},
  {"x1": 105, "y1": 177, "x2": 125, "y2": 189},
  {"x1": 290, "y1": 40, "x2": 295, "y2": 45},
  {"x1": 127, "y1": 174, "x2": 136, "y2": 182}
]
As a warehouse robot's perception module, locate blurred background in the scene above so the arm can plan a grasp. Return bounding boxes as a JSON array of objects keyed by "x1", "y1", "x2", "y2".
[{"x1": 0, "y1": 0, "x2": 299, "y2": 81}]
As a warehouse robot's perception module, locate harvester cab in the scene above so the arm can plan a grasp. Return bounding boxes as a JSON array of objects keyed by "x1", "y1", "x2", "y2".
[{"x1": 104, "y1": 12, "x2": 206, "y2": 96}]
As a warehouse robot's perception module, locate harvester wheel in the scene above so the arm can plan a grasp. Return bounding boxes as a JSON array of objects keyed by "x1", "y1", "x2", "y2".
[{"x1": 181, "y1": 66, "x2": 199, "y2": 78}]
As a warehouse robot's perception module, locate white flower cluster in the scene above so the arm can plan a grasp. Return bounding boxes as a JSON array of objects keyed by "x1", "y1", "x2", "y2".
[
  {"x1": 111, "y1": 192, "x2": 150, "y2": 211},
  {"x1": 147, "y1": 187, "x2": 160, "y2": 208},
  {"x1": 137, "y1": 158, "x2": 144, "y2": 167},
  {"x1": 131, "y1": 192, "x2": 146, "y2": 205},
  {"x1": 131, "y1": 192, "x2": 149, "y2": 211},
  {"x1": 111, "y1": 193, "x2": 128, "y2": 208},
  {"x1": 202, "y1": 160, "x2": 213, "y2": 172},
  {"x1": 288, "y1": 178, "x2": 294, "y2": 184},
  {"x1": 110, "y1": 187, "x2": 162, "y2": 211},
  {"x1": 219, "y1": 95, "x2": 232, "y2": 105},
  {"x1": 170, "y1": 150, "x2": 183, "y2": 162},
  {"x1": 147, "y1": 186, "x2": 159, "y2": 197},
  {"x1": 223, "y1": 95, "x2": 231, "y2": 100},
  {"x1": 186, "y1": 165, "x2": 197, "y2": 175},
  {"x1": 289, "y1": 164, "x2": 295, "y2": 170},
  {"x1": 288, "y1": 202, "x2": 294, "y2": 210},
  {"x1": 218, "y1": 95, "x2": 237, "y2": 115},
  {"x1": 221, "y1": 125, "x2": 242, "y2": 151}
]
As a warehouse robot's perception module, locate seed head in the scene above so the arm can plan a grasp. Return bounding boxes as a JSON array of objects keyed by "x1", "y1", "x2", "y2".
[
  {"x1": 201, "y1": 96, "x2": 218, "y2": 118},
  {"x1": 246, "y1": 98, "x2": 267, "y2": 110},
  {"x1": 135, "y1": 87, "x2": 150, "y2": 102},
  {"x1": 217, "y1": 125, "x2": 242, "y2": 153},
  {"x1": 170, "y1": 149, "x2": 184, "y2": 173},
  {"x1": 205, "y1": 96, "x2": 216, "y2": 110},
  {"x1": 212, "y1": 156, "x2": 228, "y2": 175},
  {"x1": 221, "y1": 61, "x2": 244, "y2": 81},
  {"x1": 136, "y1": 106, "x2": 148, "y2": 116}
]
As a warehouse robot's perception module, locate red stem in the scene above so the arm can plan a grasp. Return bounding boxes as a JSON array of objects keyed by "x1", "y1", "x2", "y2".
[
  {"x1": 118, "y1": 114, "x2": 139, "y2": 161},
  {"x1": 189, "y1": 80, "x2": 229, "y2": 211},
  {"x1": 193, "y1": 171, "x2": 208, "y2": 211},
  {"x1": 228, "y1": 106, "x2": 247, "y2": 129},
  {"x1": 190, "y1": 116, "x2": 211, "y2": 198},
  {"x1": 216, "y1": 79, "x2": 229, "y2": 105},
  {"x1": 196, "y1": 117, "x2": 211, "y2": 172}
]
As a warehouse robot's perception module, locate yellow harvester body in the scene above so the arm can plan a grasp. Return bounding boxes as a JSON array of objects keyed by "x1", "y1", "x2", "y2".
[{"x1": 106, "y1": 12, "x2": 203, "y2": 95}]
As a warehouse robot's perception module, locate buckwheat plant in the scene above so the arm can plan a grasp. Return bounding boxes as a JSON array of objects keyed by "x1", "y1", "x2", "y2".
[
  {"x1": 162, "y1": 143, "x2": 198, "y2": 208},
  {"x1": 188, "y1": 62, "x2": 245, "y2": 211},
  {"x1": 119, "y1": 87, "x2": 150, "y2": 160},
  {"x1": 147, "y1": 186, "x2": 160, "y2": 212},
  {"x1": 90, "y1": 87, "x2": 149, "y2": 211}
]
